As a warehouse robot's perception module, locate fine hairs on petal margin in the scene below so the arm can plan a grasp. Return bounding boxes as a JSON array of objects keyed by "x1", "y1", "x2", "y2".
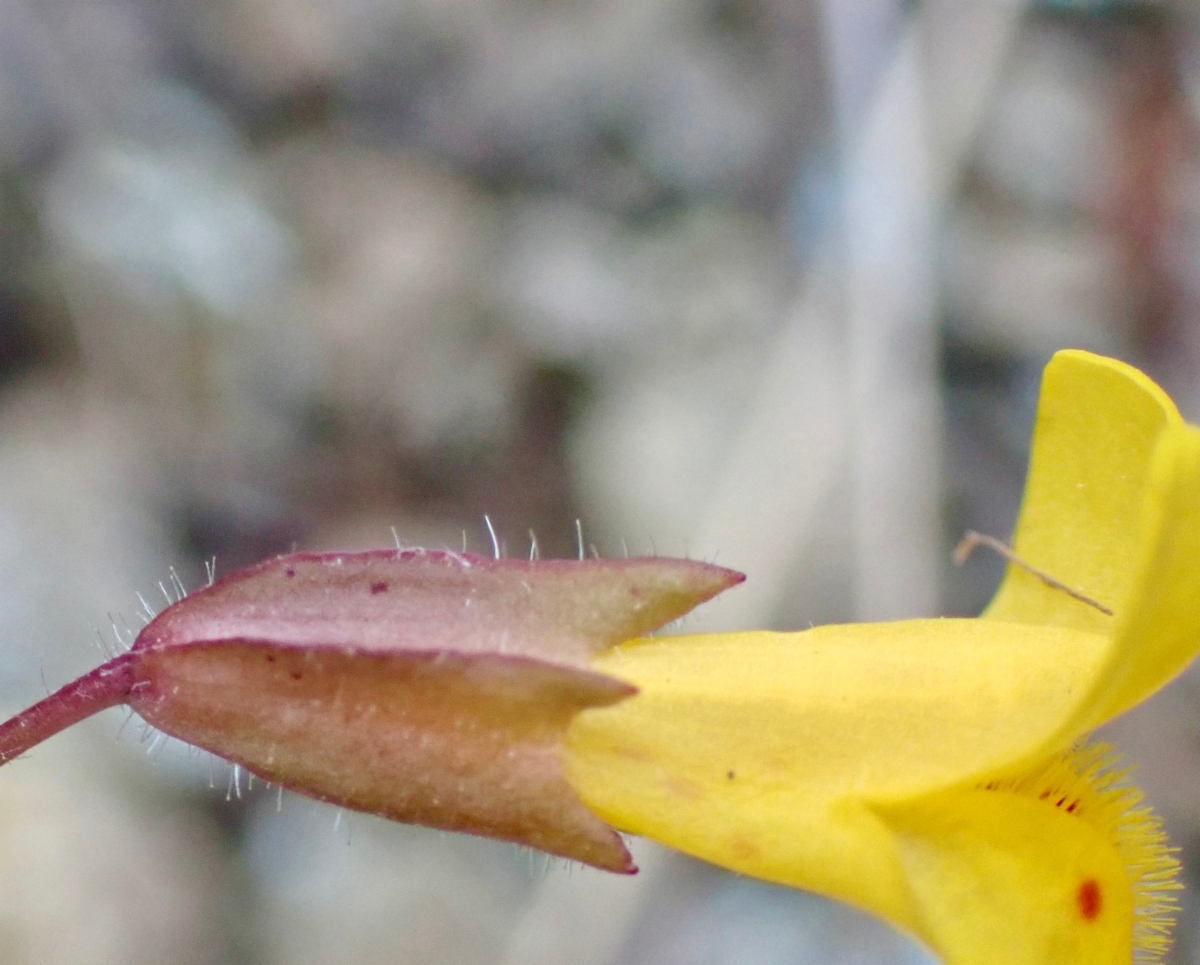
[{"x1": 981, "y1": 742, "x2": 1182, "y2": 963}]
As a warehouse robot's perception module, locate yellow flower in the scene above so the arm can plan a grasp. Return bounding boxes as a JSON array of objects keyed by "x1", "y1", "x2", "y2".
[
  {"x1": 564, "y1": 350, "x2": 1192, "y2": 965},
  {"x1": 0, "y1": 349, "x2": 1190, "y2": 965}
]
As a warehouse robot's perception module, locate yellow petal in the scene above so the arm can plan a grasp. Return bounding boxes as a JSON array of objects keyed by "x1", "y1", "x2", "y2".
[
  {"x1": 1050, "y1": 423, "x2": 1200, "y2": 738},
  {"x1": 985, "y1": 350, "x2": 1180, "y2": 633},
  {"x1": 566, "y1": 619, "x2": 1106, "y2": 925},
  {"x1": 879, "y1": 787, "x2": 1133, "y2": 965}
]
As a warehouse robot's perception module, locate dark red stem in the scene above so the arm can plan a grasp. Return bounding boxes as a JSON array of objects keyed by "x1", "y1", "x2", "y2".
[{"x1": 0, "y1": 654, "x2": 138, "y2": 763}]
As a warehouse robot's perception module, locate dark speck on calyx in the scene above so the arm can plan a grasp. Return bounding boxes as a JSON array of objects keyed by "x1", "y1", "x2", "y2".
[
  {"x1": 285, "y1": 568, "x2": 296, "y2": 578},
  {"x1": 370, "y1": 581, "x2": 389, "y2": 595}
]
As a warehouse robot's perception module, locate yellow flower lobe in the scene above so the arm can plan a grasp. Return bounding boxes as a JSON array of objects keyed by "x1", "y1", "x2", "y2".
[
  {"x1": 876, "y1": 742, "x2": 1180, "y2": 965},
  {"x1": 980, "y1": 743, "x2": 1181, "y2": 964}
]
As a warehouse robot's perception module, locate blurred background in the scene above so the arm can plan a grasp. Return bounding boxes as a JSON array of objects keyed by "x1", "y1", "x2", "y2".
[{"x1": 0, "y1": 0, "x2": 1197, "y2": 962}]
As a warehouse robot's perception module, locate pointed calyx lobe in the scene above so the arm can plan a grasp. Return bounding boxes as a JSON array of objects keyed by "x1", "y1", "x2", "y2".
[{"x1": 0, "y1": 550, "x2": 743, "y2": 871}]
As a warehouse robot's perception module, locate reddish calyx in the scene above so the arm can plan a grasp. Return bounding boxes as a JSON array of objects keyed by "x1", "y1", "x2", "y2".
[{"x1": 0, "y1": 549, "x2": 743, "y2": 871}]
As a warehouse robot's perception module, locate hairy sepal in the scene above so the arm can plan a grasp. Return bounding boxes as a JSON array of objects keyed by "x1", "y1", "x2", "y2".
[
  {"x1": 0, "y1": 549, "x2": 743, "y2": 870},
  {"x1": 130, "y1": 640, "x2": 637, "y2": 870},
  {"x1": 138, "y1": 548, "x2": 742, "y2": 666}
]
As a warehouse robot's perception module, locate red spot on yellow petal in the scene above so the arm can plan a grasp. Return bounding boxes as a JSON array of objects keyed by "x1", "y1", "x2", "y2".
[{"x1": 1077, "y1": 878, "x2": 1102, "y2": 921}]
